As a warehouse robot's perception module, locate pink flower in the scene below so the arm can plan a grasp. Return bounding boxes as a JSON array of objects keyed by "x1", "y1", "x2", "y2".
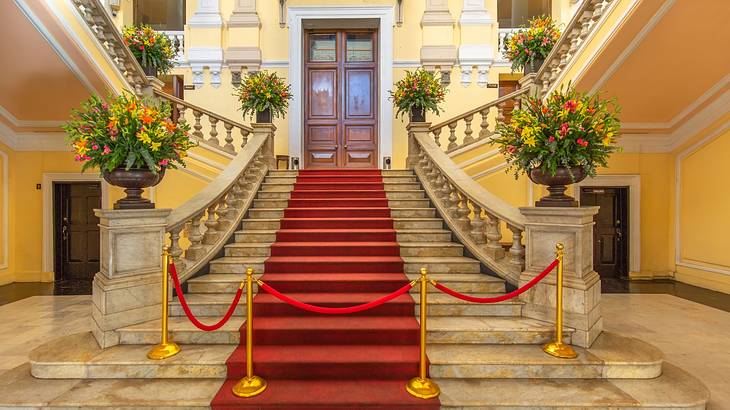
[
  {"x1": 74, "y1": 154, "x2": 82, "y2": 161},
  {"x1": 577, "y1": 138, "x2": 588, "y2": 147},
  {"x1": 159, "y1": 159, "x2": 169, "y2": 166},
  {"x1": 563, "y1": 100, "x2": 578, "y2": 112},
  {"x1": 559, "y1": 122, "x2": 569, "y2": 137},
  {"x1": 83, "y1": 155, "x2": 92, "y2": 160},
  {"x1": 92, "y1": 144, "x2": 99, "y2": 150},
  {"x1": 506, "y1": 145, "x2": 516, "y2": 154},
  {"x1": 548, "y1": 136, "x2": 555, "y2": 143},
  {"x1": 102, "y1": 146, "x2": 112, "y2": 155}
]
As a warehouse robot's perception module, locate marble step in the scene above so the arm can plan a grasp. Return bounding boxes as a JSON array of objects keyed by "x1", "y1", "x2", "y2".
[
  {"x1": 402, "y1": 256, "x2": 481, "y2": 274},
  {"x1": 246, "y1": 207, "x2": 437, "y2": 219},
  {"x1": 257, "y1": 190, "x2": 426, "y2": 200},
  {"x1": 30, "y1": 332, "x2": 232, "y2": 379},
  {"x1": 224, "y1": 242, "x2": 272, "y2": 257},
  {"x1": 264, "y1": 175, "x2": 418, "y2": 184},
  {"x1": 119, "y1": 316, "x2": 244, "y2": 345},
  {"x1": 188, "y1": 272, "x2": 505, "y2": 294},
  {"x1": 417, "y1": 292, "x2": 522, "y2": 317},
  {"x1": 436, "y1": 363, "x2": 709, "y2": 409},
  {"x1": 169, "y1": 293, "x2": 249, "y2": 317},
  {"x1": 239, "y1": 217, "x2": 443, "y2": 231},
  {"x1": 428, "y1": 332, "x2": 662, "y2": 379},
  {"x1": 397, "y1": 229, "x2": 452, "y2": 242},
  {"x1": 428, "y1": 316, "x2": 573, "y2": 345},
  {"x1": 399, "y1": 241, "x2": 464, "y2": 257},
  {"x1": 381, "y1": 170, "x2": 415, "y2": 176},
  {"x1": 260, "y1": 182, "x2": 423, "y2": 192},
  {"x1": 267, "y1": 170, "x2": 298, "y2": 177},
  {"x1": 235, "y1": 229, "x2": 277, "y2": 243},
  {"x1": 388, "y1": 198, "x2": 432, "y2": 208}
]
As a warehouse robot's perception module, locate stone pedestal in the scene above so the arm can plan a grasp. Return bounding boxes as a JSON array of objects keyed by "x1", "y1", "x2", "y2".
[
  {"x1": 252, "y1": 123, "x2": 277, "y2": 169},
  {"x1": 91, "y1": 209, "x2": 171, "y2": 348},
  {"x1": 518, "y1": 206, "x2": 602, "y2": 348},
  {"x1": 406, "y1": 122, "x2": 431, "y2": 168}
]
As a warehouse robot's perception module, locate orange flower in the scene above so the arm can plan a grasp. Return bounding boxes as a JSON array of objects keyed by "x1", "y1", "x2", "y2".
[
  {"x1": 164, "y1": 120, "x2": 176, "y2": 132},
  {"x1": 140, "y1": 112, "x2": 154, "y2": 125}
]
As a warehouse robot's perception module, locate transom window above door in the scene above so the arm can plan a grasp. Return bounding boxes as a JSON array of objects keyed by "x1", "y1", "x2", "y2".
[{"x1": 133, "y1": 0, "x2": 186, "y2": 31}]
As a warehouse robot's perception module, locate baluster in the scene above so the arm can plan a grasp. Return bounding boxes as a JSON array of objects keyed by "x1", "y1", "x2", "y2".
[
  {"x1": 421, "y1": 157, "x2": 434, "y2": 179},
  {"x1": 456, "y1": 192, "x2": 471, "y2": 229},
  {"x1": 426, "y1": 160, "x2": 439, "y2": 183},
  {"x1": 507, "y1": 224, "x2": 525, "y2": 270},
  {"x1": 479, "y1": 108, "x2": 492, "y2": 139},
  {"x1": 433, "y1": 172, "x2": 445, "y2": 198},
  {"x1": 439, "y1": 176, "x2": 452, "y2": 203},
  {"x1": 240, "y1": 129, "x2": 250, "y2": 149},
  {"x1": 462, "y1": 114, "x2": 475, "y2": 146},
  {"x1": 417, "y1": 150, "x2": 429, "y2": 169},
  {"x1": 185, "y1": 211, "x2": 206, "y2": 261},
  {"x1": 223, "y1": 122, "x2": 235, "y2": 153},
  {"x1": 484, "y1": 211, "x2": 505, "y2": 260},
  {"x1": 447, "y1": 184, "x2": 460, "y2": 219},
  {"x1": 469, "y1": 204, "x2": 486, "y2": 245},
  {"x1": 447, "y1": 122, "x2": 458, "y2": 150},
  {"x1": 176, "y1": 104, "x2": 188, "y2": 128},
  {"x1": 432, "y1": 127, "x2": 442, "y2": 147},
  {"x1": 207, "y1": 116, "x2": 220, "y2": 147},
  {"x1": 496, "y1": 103, "x2": 506, "y2": 126},
  {"x1": 168, "y1": 226, "x2": 186, "y2": 273},
  {"x1": 192, "y1": 110, "x2": 204, "y2": 141},
  {"x1": 203, "y1": 201, "x2": 221, "y2": 245}
]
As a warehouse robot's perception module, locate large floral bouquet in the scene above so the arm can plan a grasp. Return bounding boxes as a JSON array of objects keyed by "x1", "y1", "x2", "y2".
[
  {"x1": 122, "y1": 25, "x2": 175, "y2": 75},
  {"x1": 503, "y1": 16, "x2": 561, "y2": 72},
  {"x1": 63, "y1": 93, "x2": 195, "y2": 173},
  {"x1": 493, "y1": 86, "x2": 621, "y2": 179},
  {"x1": 234, "y1": 71, "x2": 292, "y2": 120},
  {"x1": 389, "y1": 68, "x2": 447, "y2": 119}
]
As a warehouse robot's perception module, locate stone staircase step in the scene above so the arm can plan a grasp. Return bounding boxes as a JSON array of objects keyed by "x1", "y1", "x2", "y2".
[
  {"x1": 417, "y1": 292, "x2": 522, "y2": 317},
  {"x1": 397, "y1": 229, "x2": 452, "y2": 242},
  {"x1": 387, "y1": 198, "x2": 431, "y2": 208},
  {"x1": 402, "y1": 256, "x2": 481, "y2": 274},
  {"x1": 169, "y1": 293, "x2": 249, "y2": 317},
  {"x1": 29, "y1": 332, "x2": 233, "y2": 379},
  {"x1": 428, "y1": 316, "x2": 573, "y2": 345},
  {"x1": 427, "y1": 332, "x2": 662, "y2": 379},
  {"x1": 389, "y1": 207, "x2": 437, "y2": 218},
  {"x1": 381, "y1": 170, "x2": 415, "y2": 176},
  {"x1": 224, "y1": 242, "x2": 272, "y2": 257},
  {"x1": 119, "y1": 317, "x2": 243, "y2": 345},
  {"x1": 240, "y1": 218, "x2": 280, "y2": 230},
  {"x1": 406, "y1": 273, "x2": 506, "y2": 293},
  {"x1": 209, "y1": 256, "x2": 267, "y2": 274},
  {"x1": 436, "y1": 362, "x2": 709, "y2": 409},
  {"x1": 399, "y1": 242, "x2": 464, "y2": 257},
  {"x1": 248, "y1": 208, "x2": 285, "y2": 218},
  {"x1": 235, "y1": 229, "x2": 277, "y2": 242},
  {"x1": 393, "y1": 218, "x2": 443, "y2": 229},
  {"x1": 187, "y1": 273, "x2": 256, "y2": 293}
]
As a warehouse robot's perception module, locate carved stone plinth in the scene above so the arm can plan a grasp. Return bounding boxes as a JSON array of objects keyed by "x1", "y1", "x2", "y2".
[
  {"x1": 91, "y1": 209, "x2": 171, "y2": 348},
  {"x1": 518, "y1": 206, "x2": 602, "y2": 348}
]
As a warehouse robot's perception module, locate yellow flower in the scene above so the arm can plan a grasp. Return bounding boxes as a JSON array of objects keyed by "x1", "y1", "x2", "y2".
[
  {"x1": 602, "y1": 131, "x2": 614, "y2": 146},
  {"x1": 150, "y1": 141, "x2": 161, "y2": 151}
]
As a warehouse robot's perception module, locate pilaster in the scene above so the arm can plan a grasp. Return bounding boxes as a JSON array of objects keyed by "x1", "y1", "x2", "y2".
[
  {"x1": 188, "y1": 0, "x2": 224, "y2": 88},
  {"x1": 91, "y1": 209, "x2": 171, "y2": 348},
  {"x1": 226, "y1": 0, "x2": 262, "y2": 85},
  {"x1": 457, "y1": 0, "x2": 495, "y2": 87},
  {"x1": 518, "y1": 206, "x2": 602, "y2": 348},
  {"x1": 421, "y1": 0, "x2": 457, "y2": 83}
]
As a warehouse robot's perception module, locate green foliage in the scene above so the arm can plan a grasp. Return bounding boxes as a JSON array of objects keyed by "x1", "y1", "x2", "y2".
[
  {"x1": 389, "y1": 68, "x2": 447, "y2": 120},
  {"x1": 503, "y1": 16, "x2": 561, "y2": 72},
  {"x1": 122, "y1": 25, "x2": 176, "y2": 75},
  {"x1": 63, "y1": 93, "x2": 195, "y2": 174},
  {"x1": 493, "y1": 85, "x2": 621, "y2": 179},
  {"x1": 234, "y1": 71, "x2": 293, "y2": 120}
]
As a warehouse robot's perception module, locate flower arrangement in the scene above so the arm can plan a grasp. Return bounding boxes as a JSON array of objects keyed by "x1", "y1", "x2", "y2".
[
  {"x1": 234, "y1": 71, "x2": 292, "y2": 120},
  {"x1": 122, "y1": 25, "x2": 176, "y2": 75},
  {"x1": 389, "y1": 68, "x2": 447, "y2": 120},
  {"x1": 493, "y1": 86, "x2": 621, "y2": 179},
  {"x1": 503, "y1": 16, "x2": 561, "y2": 72},
  {"x1": 63, "y1": 93, "x2": 195, "y2": 174}
]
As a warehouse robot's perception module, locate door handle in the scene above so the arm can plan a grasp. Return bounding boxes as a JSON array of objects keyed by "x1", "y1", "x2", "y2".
[
  {"x1": 344, "y1": 144, "x2": 348, "y2": 149},
  {"x1": 62, "y1": 225, "x2": 69, "y2": 241}
]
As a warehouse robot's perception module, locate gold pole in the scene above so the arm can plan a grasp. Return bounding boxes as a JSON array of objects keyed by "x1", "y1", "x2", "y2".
[
  {"x1": 542, "y1": 243, "x2": 578, "y2": 359},
  {"x1": 406, "y1": 267, "x2": 440, "y2": 399},
  {"x1": 147, "y1": 246, "x2": 181, "y2": 360},
  {"x1": 232, "y1": 267, "x2": 267, "y2": 398}
]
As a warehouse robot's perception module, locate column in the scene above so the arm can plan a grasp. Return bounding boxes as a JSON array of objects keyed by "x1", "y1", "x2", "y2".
[
  {"x1": 91, "y1": 209, "x2": 171, "y2": 348},
  {"x1": 421, "y1": 0, "x2": 457, "y2": 84},
  {"x1": 518, "y1": 206, "x2": 602, "y2": 348},
  {"x1": 226, "y1": 0, "x2": 262, "y2": 86},
  {"x1": 458, "y1": 0, "x2": 496, "y2": 87},
  {"x1": 188, "y1": 0, "x2": 223, "y2": 88}
]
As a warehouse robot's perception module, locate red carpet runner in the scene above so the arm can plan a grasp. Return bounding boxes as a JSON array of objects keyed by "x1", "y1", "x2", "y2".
[{"x1": 211, "y1": 169, "x2": 440, "y2": 409}]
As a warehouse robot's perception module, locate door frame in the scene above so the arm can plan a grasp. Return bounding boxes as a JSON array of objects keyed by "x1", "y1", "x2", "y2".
[
  {"x1": 288, "y1": 6, "x2": 394, "y2": 169},
  {"x1": 42, "y1": 173, "x2": 109, "y2": 276},
  {"x1": 575, "y1": 175, "x2": 641, "y2": 275}
]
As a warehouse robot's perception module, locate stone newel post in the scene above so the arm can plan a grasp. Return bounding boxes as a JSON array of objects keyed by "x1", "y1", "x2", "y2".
[
  {"x1": 91, "y1": 209, "x2": 171, "y2": 348},
  {"x1": 406, "y1": 122, "x2": 431, "y2": 169},
  {"x1": 518, "y1": 206, "x2": 602, "y2": 348},
  {"x1": 252, "y1": 123, "x2": 276, "y2": 169}
]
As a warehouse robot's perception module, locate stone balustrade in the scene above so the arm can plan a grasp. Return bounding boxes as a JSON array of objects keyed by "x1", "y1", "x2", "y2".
[
  {"x1": 496, "y1": 27, "x2": 520, "y2": 61},
  {"x1": 160, "y1": 30, "x2": 185, "y2": 63}
]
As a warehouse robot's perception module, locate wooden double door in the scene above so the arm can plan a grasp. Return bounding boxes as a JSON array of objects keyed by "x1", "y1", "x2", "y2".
[{"x1": 304, "y1": 29, "x2": 379, "y2": 168}]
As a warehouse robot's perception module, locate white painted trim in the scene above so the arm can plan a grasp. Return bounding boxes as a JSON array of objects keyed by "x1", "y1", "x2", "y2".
[
  {"x1": 287, "y1": 6, "x2": 395, "y2": 168},
  {"x1": 177, "y1": 166, "x2": 214, "y2": 182},
  {"x1": 456, "y1": 148, "x2": 499, "y2": 169},
  {"x1": 187, "y1": 152, "x2": 226, "y2": 171},
  {"x1": 575, "y1": 174, "x2": 641, "y2": 274},
  {"x1": 393, "y1": 60, "x2": 422, "y2": 68},
  {"x1": 472, "y1": 161, "x2": 508, "y2": 180},
  {"x1": 0, "y1": 149, "x2": 8, "y2": 270},
  {"x1": 15, "y1": 0, "x2": 104, "y2": 96},
  {"x1": 447, "y1": 137, "x2": 494, "y2": 157},
  {"x1": 0, "y1": 106, "x2": 64, "y2": 129},
  {"x1": 674, "y1": 121, "x2": 730, "y2": 277},
  {"x1": 588, "y1": 0, "x2": 677, "y2": 95},
  {"x1": 42, "y1": 173, "x2": 110, "y2": 274}
]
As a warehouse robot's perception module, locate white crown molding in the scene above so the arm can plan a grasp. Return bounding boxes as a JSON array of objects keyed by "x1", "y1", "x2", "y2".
[
  {"x1": 674, "y1": 120, "x2": 730, "y2": 277},
  {"x1": 0, "y1": 106, "x2": 64, "y2": 129}
]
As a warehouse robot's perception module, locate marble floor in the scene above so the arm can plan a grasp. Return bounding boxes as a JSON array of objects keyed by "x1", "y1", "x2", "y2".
[{"x1": 0, "y1": 294, "x2": 727, "y2": 408}]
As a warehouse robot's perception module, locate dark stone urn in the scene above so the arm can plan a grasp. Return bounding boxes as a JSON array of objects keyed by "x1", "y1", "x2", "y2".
[
  {"x1": 103, "y1": 167, "x2": 166, "y2": 210},
  {"x1": 410, "y1": 106, "x2": 426, "y2": 122},
  {"x1": 528, "y1": 166, "x2": 586, "y2": 207},
  {"x1": 523, "y1": 57, "x2": 545, "y2": 75},
  {"x1": 256, "y1": 108, "x2": 272, "y2": 123},
  {"x1": 142, "y1": 65, "x2": 158, "y2": 77}
]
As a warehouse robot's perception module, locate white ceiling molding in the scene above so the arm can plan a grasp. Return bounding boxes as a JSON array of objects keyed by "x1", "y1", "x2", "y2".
[
  {"x1": 14, "y1": 0, "x2": 104, "y2": 96},
  {"x1": 674, "y1": 120, "x2": 730, "y2": 277},
  {"x1": 588, "y1": 0, "x2": 677, "y2": 95},
  {"x1": 0, "y1": 106, "x2": 64, "y2": 129}
]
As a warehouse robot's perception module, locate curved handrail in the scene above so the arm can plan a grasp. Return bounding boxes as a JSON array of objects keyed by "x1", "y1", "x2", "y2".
[
  {"x1": 154, "y1": 90, "x2": 253, "y2": 133},
  {"x1": 429, "y1": 88, "x2": 529, "y2": 132}
]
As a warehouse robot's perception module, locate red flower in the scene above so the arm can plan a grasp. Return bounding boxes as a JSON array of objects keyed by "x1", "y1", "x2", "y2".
[
  {"x1": 548, "y1": 136, "x2": 555, "y2": 143},
  {"x1": 563, "y1": 100, "x2": 578, "y2": 112},
  {"x1": 577, "y1": 138, "x2": 588, "y2": 147},
  {"x1": 506, "y1": 145, "x2": 517, "y2": 153},
  {"x1": 559, "y1": 122, "x2": 569, "y2": 137}
]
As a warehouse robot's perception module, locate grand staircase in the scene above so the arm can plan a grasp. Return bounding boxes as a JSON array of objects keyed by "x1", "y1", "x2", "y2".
[{"x1": 20, "y1": 168, "x2": 709, "y2": 409}]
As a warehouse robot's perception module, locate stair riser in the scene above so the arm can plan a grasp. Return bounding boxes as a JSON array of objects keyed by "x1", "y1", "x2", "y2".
[
  {"x1": 270, "y1": 244, "x2": 400, "y2": 257},
  {"x1": 257, "y1": 192, "x2": 290, "y2": 200},
  {"x1": 235, "y1": 232, "x2": 276, "y2": 242},
  {"x1": 408, "y1": 281, "x2": 505, "y2": 293},
  {"x1": 248, "y1": 209, "x2": 284, "y2": 219},
  {"x1": 416, "y1": 304, "x2": 522, "y2": 317},
  {"x1": 241, "y1": 220, "x2": 280, "y2": 230},
  {"x1": 280, "y1": 219, "x2": 394, "y2": 229},
  {"x1": 397, "y1": 232, "x2": 452, "y2": 242},
  {"x1": 210, "y1": 262, "x2": 265, "y2": 274},
  {"x1": 226, "y1": 361, "x2": 419, "y2": 380},
  {"x1": 254, "y1": 329, "x2": 419, "y2": 345},
  {"x1": 400, "y1": 246, "x2": 462, "y2": 257},
  {"x1": 382, "y1": 170, "x2": 415, "y2": 176},
  {"x1": 291, "y1": 191, "x2": 390, "y2": 199},
  {"x1": 267, "y1": 171, "x2": 299, "y2": 177},
  {"x1": 283, "y1": 208, "x2": 391, "y2": 218},
  {"x1": 31, "y1": 363, "x2": 227, "y2": 379},
  {"x1": 260, "y1": 185, "x2": 294, "y2": 192},
  {"x1": 188, "y1": 282, "x2": 260, "y2": 294},
  {"x1": 169, "y1": 304, "x2": 246, "y2": 317},
  {"x1": 277, "y1": 231, "x2": 397, "y2": 242},
  {"x1": 287, "y1": 199, "x2": 390, "y2": 208},
  {"x1": 390, "y1": 208, "x2": 436, "y2": 218},
  {"x1": 225, "y1": 246, "x2": 271, "y2": 257},
  {"x1": 429, "y1": 363, "x2": 661, "y2": 379},
  {"x1": 428, "y1": 331, "x2": 572, "y2": 345},
  {"x1": 386, "y1": 192, "x2": 426, "y2": 200},
  {"x1": 393, "y1": 220, "x2": 443, "y2": 229},
  {"x1": 118, "y1": 329, "x2": 240, "y2": 345},
  {"x1": 405, "y1": 262, "x2": 480, "y2": 274},
  {"x1": 285, "y1": 183, "x2": 420, "y2": 191},
  {"x1": 264, "y1": 261, "x2": 404, "y2": 273},
  {"x1": 295, "y1": 177, "x2": 389, "y2": 183},
  {"x1": 253, "y1": 303, "x2": 415, "y2": 317},
  {"x1": 300, "y1": 170, "x2": 383, "y2": 176},
  {"x1": 256, "y1": 280, "x2": 408, "y2": 293},
  {"x1": 388, "y1": 199, "x2": 431, "y2": 208}
]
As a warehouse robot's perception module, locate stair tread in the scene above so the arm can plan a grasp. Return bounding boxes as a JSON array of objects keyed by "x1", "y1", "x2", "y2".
[
  {"x1": 272, "y1": 241, "x2": 399, "y2": 247},
  {"x1": 192, "y1": 272, "x2": 504, "y2": 284},
  {"x1": 405, "y1": 273, "x2": 504, "y2": 283},
  {"x1": 228, "y1": 344, "x2": 418, "y2": 364},
  {"x1": 428, "y1": 316, "x2": 573, "y2": 332},
  {"x1": 253, "y1": 293, "x2": 414, "y2": 304},
  {"x1": 255, "y1": 316, "x2": 419, "y2": 330},
  {"x1": 119, "y1": 316, "x2": 244, "y2": 332},
  {"x1": 265, "y1": 256, "x2": 404, "y2": 262},
  {"x1": 401, "y1": 256, "x2": 479, "y2": 263}
]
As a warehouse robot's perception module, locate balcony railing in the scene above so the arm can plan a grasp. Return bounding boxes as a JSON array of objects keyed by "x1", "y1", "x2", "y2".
[
  {"x1": 160, "y1": 30, "x2": 185, "y2": 63},
  {"x1": 497, "y1": 28, "x2": 520, "y2": 61}
]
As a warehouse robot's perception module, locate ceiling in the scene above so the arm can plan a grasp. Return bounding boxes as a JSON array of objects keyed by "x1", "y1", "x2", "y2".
[
  {"x1": 0, "y1": 1, "x2": 109, "y2": 134},
  {"x1": 573, "y1": 0, "x2": 730, "y2": 136}
]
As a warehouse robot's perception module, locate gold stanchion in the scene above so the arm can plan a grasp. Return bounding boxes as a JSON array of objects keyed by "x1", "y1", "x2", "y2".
[
  {"x1": 232, "y1": 268, "x2": 267, "y2": 398},
  {"x1": 148, "y1": 246, "x2": 181, "y2": 360},
  {"x1": 543, "y1": 243, "x2": 578, "y2": 359},
  {"x1": 406, "y1": 267, "x2": 440, "y2": 399}
]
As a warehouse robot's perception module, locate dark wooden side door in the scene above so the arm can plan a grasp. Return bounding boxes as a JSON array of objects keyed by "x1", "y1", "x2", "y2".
[
  {"x1": 499, "y1": 79, "x2": 519, "y2": 123},
  {"x1": 580, "y1": 187, "x2": 629, "y2": 279},
  {"x1": 54, "y1": 183, "x2": 101, "y2": 289},
  {"x1": 304, "y1": 29, "x2": 378, "y2": 168}
]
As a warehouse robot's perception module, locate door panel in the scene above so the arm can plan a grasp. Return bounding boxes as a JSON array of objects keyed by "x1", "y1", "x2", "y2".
[
  {"x1": 57, "y1": 183, "x2": 101, "y2": 283},
  {"x1": 304, "y1": 29, "x2": 378, "y2": 168},
  {"x1": 580, "y1": 187, "x2": 629, "y2": 280}
]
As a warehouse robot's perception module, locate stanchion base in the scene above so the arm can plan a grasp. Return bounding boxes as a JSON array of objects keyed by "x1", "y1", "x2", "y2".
[
  {"x1": 543, "y1": 341, "x2": 578, "y2": 359},
  {"x1": 406, "y1": 377, "x2": 440, "y2": 399},
  {"x1": 232, "y1": 375, "x2": 268, "y2": 398},
  {"x1": 147, "y1": 342, "x2": 181, "y2": 360}
]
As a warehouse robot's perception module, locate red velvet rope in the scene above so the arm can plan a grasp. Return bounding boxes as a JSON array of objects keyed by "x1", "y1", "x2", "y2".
[
  {"x1": 259, "y1": 281, "x2": 414, "y2": 314},
  {"x1": 169, "y1": 262, "x2": 243, "y2": 331},
  {"x1": 433, "y1": 259, "x2": 559, "y2": 304}
]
